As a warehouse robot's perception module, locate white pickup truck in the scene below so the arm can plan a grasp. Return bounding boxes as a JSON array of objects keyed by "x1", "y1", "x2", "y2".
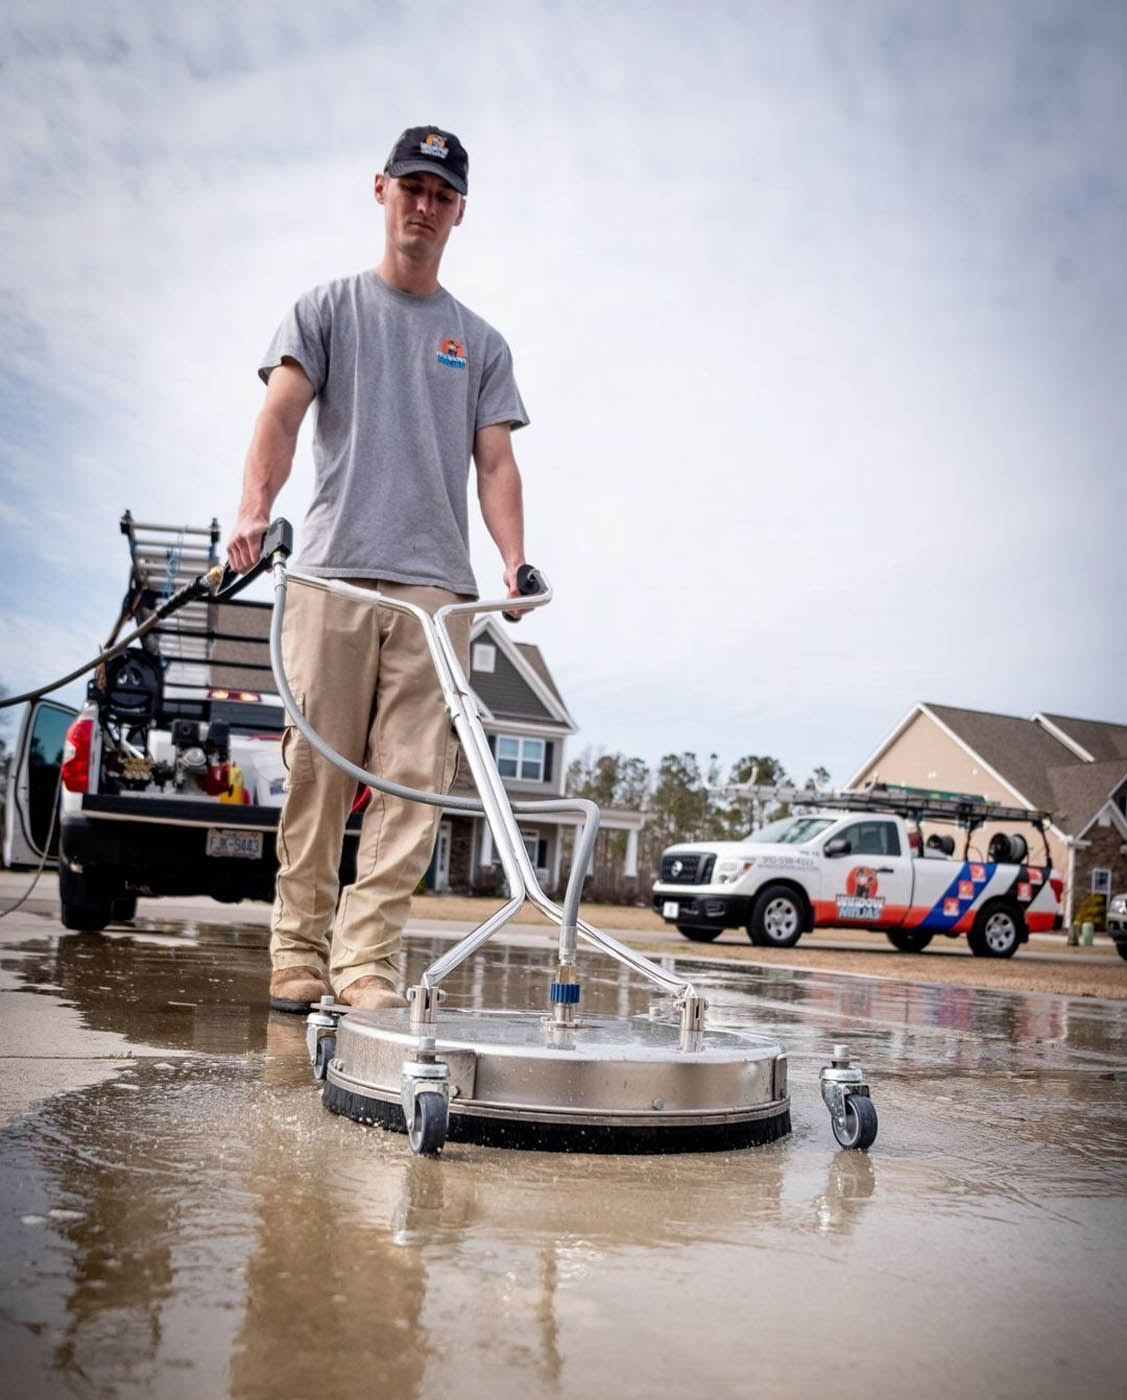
[
  {"x1": 3, "y1": 513, "x2": 360, "y2": 931},
  {"x1": 651, "y1": 787, "x2": 1063, "y2": 959}
]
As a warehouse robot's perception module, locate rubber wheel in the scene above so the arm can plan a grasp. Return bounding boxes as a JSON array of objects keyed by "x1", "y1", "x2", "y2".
[
  {"x1": 832, "y1": 1093, "x2": 879, "y2": 1150},
  {"x1": 313, "y1": 1033, "x2": 336, "y2": 1081},
  {"x1": 748, "y1": 884, "x2": 804, "y2": 948},
  {"x1": 110, "y1": 892, "x2": 137, "y2": 923},
  {"x1": 59, "y1": 865, "x2": 113, "y2": 933},
  {"x1": 886, "y1": 929, "x2": 934, "y2": 953},
  {"x1": 408, "y1": 1091, "x2": 448, "y2": 1156},
  {"x1": 677, "y1": 925, "x2": 722, "y2": 943},
  {"x1": 968, "y1": 901, "x2": 1023, "y2": 958},
  {"x1": 1116, "y1": 941, "x2": 1127, "y2": 964}
]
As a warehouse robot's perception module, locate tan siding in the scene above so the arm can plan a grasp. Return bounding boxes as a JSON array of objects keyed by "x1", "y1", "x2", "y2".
[{"x1": 853, "y1": 711, "x2": 1066, "y2": 875}]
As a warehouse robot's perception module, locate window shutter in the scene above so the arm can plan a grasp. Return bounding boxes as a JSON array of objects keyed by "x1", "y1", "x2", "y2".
[
  {"x1": 486, "y1": 733, "x2": 496, "y2": 754},
  {"x1": 543, "y1": 741, "x2": 554, "y2": 783}
]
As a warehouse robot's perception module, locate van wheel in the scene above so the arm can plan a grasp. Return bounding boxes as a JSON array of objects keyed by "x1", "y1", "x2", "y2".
[
  {"x1": 886, "y1": 929, "x2": 933, "y2": 953},
  {"x1": 59, "y1": 865, "x2": 113, "y2": 933},
  {"x1": 748, "y1": 885, "x2": 804, "y2": 948},
  {"x1": 968, "y1": 900, "x2": 1023, "y2": 958}
]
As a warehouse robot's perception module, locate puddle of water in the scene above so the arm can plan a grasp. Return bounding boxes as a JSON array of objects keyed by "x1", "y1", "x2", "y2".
[{"x1": 0, "y1": 926, "x2": 1125, "y2": 1399}]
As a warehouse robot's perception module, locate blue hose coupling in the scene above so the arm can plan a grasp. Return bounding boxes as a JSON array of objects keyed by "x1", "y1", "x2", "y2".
[{"x1": 549, "y1": 981, "x2": 581, "y2": 1005}]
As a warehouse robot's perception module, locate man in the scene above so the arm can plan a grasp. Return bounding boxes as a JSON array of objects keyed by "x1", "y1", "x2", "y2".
[{"x1": 227, "y1": 125, "x2": 529, "y2": 1013}]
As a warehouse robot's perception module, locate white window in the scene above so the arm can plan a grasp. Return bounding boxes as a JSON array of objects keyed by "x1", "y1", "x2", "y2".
[
  {"x1": 472, "y1": 642, "x2": 496, "y2": 673},
  {"x1": 495, "y1": 735, "x2": 546, "y2": 782},
  {"x1": 520, "y1": 829, "x2": 540, "y2": 866}
]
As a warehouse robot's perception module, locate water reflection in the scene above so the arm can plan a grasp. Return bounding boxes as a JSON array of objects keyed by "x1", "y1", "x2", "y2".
[{"x1": 1, "y1": 923, "x2": 1125, "y2": 1399}]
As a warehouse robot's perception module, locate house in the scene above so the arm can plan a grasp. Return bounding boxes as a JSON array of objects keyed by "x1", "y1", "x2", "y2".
[
  {"x1": 424, "y1": 616, "x2": 643, "y2": 895},
  {"x1": 847, "y1": 703, "x2": 1127, "y2": 925}
]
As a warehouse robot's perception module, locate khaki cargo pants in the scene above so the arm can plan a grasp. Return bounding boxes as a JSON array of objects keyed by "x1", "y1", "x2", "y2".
[{"x1": 270, "y1": 576, "x2": 472, "y2": 995}]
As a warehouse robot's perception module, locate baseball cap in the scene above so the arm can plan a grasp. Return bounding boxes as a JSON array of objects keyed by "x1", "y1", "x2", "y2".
[{"x1": 384, "y1": 126, "x2": 468, "y2": 196}]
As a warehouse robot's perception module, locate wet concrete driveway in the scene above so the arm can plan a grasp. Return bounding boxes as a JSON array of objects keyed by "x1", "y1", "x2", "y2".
[{"x1": 1, "y1": 907, "x2": 1125, "y2": 1400}]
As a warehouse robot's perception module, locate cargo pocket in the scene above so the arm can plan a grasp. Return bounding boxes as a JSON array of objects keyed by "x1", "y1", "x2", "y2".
[{"x1": 281, "y1": 691, "x2": 316, "y2": 789}]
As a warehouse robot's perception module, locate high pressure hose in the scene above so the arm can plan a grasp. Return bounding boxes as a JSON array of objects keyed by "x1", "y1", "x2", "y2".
[
  {"x1": 0, "y1": 563, "x2": 225, "y2": 710},
  {"x1": 0, "y1": 520, "x2": 295, "y2": 711}
]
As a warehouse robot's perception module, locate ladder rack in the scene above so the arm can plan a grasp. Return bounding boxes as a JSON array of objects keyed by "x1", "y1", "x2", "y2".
[{"x1": 718, "y1": 781, "x2": 1051, "y2": 829}]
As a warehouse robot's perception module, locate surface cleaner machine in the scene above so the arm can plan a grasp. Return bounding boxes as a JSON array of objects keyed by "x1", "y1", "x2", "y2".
[
  {"x1": 242, "y1": 521, "x2": 877, "y2": 1158},
  {"x1": 1, "y1": 516, "x2": 873, "y2": 1157}
]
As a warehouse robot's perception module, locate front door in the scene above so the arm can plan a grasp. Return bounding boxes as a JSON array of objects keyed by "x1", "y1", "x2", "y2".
[
  {"x1": 3, "y1": 699, "x2": 77, "y2": 868},
  {"x1": 434, "y1": 820, "x2": 452, "y2": 892},
  {"x1": 824, "y1": 818, "x2": 913, "y2": 926}
]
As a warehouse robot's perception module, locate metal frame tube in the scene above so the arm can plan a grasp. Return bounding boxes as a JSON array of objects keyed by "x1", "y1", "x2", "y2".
[{"x1": 269, "y1": 562, "x2": 691, "y2": 1000}]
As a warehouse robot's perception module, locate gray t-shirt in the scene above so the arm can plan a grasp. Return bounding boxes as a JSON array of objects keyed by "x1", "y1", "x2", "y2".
[{"x1": 259, "y1": 270, "x2": 528, "y2": 597}]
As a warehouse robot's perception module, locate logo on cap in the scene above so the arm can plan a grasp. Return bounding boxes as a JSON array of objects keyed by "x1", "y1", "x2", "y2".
[
  {"x1": 421, "y1": 133, "x2": 449, "y2": 161},
  {"x1": 436, "y1": 337, "x2": 467, "y2": 369}
]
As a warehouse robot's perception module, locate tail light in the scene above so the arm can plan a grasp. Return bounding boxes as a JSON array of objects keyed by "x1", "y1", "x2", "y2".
[
  {"x1": 1050, "y1": 877, "x2": 1063, "y2": 903},
  {"x1": 209, "y1": 688, "x2": 261, "y2": 702},
  {"x1": 61, "y1": 717, "x2": 94, "y2": 792}
]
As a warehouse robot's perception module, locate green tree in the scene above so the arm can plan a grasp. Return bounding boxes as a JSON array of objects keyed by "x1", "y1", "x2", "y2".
[
  {"x1": 566, "y1": 749, "x2": 651, "y2": 810},
  {"x1": 711, "y1": 753, "x2": 791, "y2": 837}
]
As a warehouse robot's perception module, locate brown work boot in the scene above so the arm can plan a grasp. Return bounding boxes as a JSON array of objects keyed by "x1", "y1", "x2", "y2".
[
  {"x1": 269, "y1": 965, "x2": 331, "y2": 1013},
  {"x1": 338, "y1": 975, "x2": 408, "y2": 1011}
]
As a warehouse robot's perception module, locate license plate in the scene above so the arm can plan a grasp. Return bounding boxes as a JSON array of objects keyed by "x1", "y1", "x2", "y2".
[
  {"x1": 662, "y1": 901, "x2": 679, "y2": 919},
  {"x1": 206, "y1": 827, "x2": 264, "y2": 859}
]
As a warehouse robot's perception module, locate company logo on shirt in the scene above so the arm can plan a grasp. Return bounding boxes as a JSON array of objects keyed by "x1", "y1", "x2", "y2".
[
  {"x1": 437, "y1": 337, "x2": 467, "y2": 369},
  {"x1": 421, "y1": 133, "x2": 449, "y2": 160}
]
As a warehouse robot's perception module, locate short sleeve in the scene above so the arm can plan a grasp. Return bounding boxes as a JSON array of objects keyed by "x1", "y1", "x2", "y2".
[
  {"x1": 258, "y1": 291, "x2": 328, "y2": 391},
  {"x1": 476, "y1": 335, "x2": 530, "y2": 433}
]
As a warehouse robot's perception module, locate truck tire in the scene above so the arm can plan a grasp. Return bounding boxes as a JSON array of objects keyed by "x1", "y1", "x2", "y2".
[
  {"x1": 111, "y1": 892, "x2": 138, "y2": 923},
  {"x1": 58, "y1": 864, "x2": 113, "y2": 933},
  {"x1": 748, "y1": 884, "x2": 804, "y2": 948},
  {"x1": 968, "y1": 900, "x2": 1023, "y2": 958},
  {"x1": 1115, "y1": 940, "x2": 1127, "y2": 964},
  {"x1": 886, "y1": 929, "x2": 933, "y2": 953},
  {"x1": 677, "y1": 925, "x2": 722, "y2": 943}
]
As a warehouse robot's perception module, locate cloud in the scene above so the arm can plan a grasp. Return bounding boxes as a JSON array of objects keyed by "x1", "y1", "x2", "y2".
[{"x1": 1, "y1": 0, "x2": 1124, "y2": 784}]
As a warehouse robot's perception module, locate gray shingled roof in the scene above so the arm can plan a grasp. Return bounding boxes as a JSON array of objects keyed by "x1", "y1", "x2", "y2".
[
  {"x1": 924, "y1": 703, "x2": 1078, "y2": 811},
  {"x1": 1047, "y1": 761, "x2": 1127, "y2": 836},
  {"x1": 1040, "y1": 714, "x2": 1127, "y2": 763}
]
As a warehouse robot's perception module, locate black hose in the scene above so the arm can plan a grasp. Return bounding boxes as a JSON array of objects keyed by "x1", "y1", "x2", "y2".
[{"x1": 0, "y1": 565, "x2": 223, "y2": 711}]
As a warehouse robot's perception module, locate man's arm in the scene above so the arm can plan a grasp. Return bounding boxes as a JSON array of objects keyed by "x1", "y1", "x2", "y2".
[
  {"x1": 474, "y1": 422, "x2": 526, "y2": 596},
  {"x1": 226, "y1": 359, "x2": 315, "y2": 573}
]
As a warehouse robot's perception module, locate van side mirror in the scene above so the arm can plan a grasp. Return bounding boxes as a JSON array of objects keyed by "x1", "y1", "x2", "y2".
[{"x1": 824, "y1": 837, "x2": 851, "y2": 857}]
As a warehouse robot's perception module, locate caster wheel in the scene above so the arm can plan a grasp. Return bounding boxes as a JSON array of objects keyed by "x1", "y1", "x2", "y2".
[
  {"x1": 832, "y1": 1093, "x2": 878, "y2": 1150},
  {"x1": 313, "y1": 1034, "x2": 336, "y2": 1081},
  {"x1": 408, "y1": 1090, "x2": 448, "y2": 1156}
]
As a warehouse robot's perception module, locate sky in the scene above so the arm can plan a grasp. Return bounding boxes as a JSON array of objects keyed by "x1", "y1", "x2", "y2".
[{"x1": 1, "y1": 0, "x2": 1124, "y2": 787}]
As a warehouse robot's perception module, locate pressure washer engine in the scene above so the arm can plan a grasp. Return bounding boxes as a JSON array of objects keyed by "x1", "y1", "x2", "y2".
[{"x1": 253, "y1": 521, "x2": 879, "y2": 1157}]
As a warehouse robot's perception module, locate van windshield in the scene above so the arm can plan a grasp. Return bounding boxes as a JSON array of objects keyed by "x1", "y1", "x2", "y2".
[{"x1": 747, "y1": 816, "x2": 835, "y2": 845}]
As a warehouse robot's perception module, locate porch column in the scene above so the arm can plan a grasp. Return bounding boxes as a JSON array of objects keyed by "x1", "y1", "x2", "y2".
[{"x1": 624, "y1": 827, "x2": 638, "y2": 879}]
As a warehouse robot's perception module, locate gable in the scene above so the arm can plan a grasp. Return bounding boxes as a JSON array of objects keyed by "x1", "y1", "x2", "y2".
[
  {"x1": 471, "y1": 642, "x2": 554, "y2": 721},
  {"x1": 852, "y1": 707, "x2": 1031, "y2": 807}
]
